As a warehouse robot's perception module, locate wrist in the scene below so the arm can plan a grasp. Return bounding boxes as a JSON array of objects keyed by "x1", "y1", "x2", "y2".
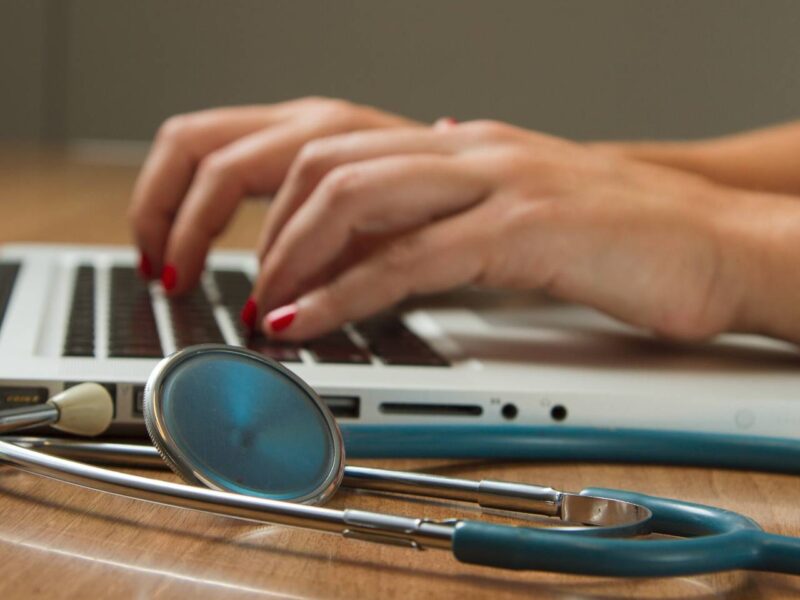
[
  {"x1": 590, "y1": 140, "x2": 714, "y2": 175},
  {"x1": 716, "y1": 189, "x2": 800, "y2": 344}
]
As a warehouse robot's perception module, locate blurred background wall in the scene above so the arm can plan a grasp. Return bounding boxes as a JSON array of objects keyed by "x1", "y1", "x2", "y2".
[{"x1": 2, "y1": 0, "x2": 799, "y2": 143}]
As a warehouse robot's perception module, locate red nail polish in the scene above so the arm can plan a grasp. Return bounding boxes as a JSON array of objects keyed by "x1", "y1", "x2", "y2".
[
  {"x1": 434, "y1": 117, "x2": 458, "y2": 130},
  {"x1": 240, "y1": 297, "x2": 257, "y2": 329},
  {"x1": 266, "y1": 304, "x2": 297, "y2": 333},
  {"x1": 138, "y1": 252, "x2": 153, "y2": 279},
  {"x1": 161, "y1": 264, "x2": 177, "y2": 292}
]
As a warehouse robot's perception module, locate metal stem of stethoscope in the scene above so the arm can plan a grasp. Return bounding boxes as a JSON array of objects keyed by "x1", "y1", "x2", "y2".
[
  {"x1": 0, "y1": 438, "x2": 455, "y2": 550},
  {"x1": 0, "y1": 436, "x2": 650, "y2": 534},
  {"x1": 0, "y1": 383, "x2": 113, "y2": 436},
  {"x1": 0, "y1": 404, "x2": 59, "y2": 433}
]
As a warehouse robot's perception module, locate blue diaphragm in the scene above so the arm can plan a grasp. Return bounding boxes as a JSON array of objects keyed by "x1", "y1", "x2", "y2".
[{"x1": 145, "y1": 346, "x2": 343, "y2": 504}]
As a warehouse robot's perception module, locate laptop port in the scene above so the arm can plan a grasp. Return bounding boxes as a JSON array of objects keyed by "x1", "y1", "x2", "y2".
[
  {"x1": 550, "y1": 404, "x2": 567, "y2": 421},
  {"x1": 379, "y1": 402, "x2": 482, "y2": 417},
  {"x1": 133, "y1": 386, "x2": 146, "y2": 415},
  {"x1": 0, "y1": 386, "x2": 48, "y2": 409},
  {"x1": 501, "y1": 403, "x2": 518, "y2": 420},
  {"x1": 321, "y1": 395, "x2": 360, "y2": 419}
]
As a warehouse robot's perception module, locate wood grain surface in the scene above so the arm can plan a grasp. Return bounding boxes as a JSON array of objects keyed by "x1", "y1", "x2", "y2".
[{"x1": 0, "y1": 144, "x2": 799, "y2": 599}]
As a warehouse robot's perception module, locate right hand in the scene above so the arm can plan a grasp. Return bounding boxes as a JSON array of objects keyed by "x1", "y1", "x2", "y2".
[{"x1": 128, "y1": 97, "x2": 420, "y2": 293}]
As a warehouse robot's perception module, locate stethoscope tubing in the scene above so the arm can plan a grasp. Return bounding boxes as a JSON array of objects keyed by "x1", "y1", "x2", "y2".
[
  {"x1": 455, "y1": 488, "x2": 800, "y2": 577},
  {"x1": 341, "y1": 425, "x2": 800, "y2": 474}
]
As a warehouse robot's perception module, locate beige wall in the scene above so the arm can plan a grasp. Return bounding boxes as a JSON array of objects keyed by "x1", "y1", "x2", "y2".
[{"x1": 2, "y1": 0, "x2": 799, "y2": 142}]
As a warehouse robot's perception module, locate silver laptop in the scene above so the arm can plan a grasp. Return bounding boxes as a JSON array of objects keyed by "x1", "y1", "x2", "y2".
[{"x1": 0, "y1": 242, "x2": 798, "y2": 438}]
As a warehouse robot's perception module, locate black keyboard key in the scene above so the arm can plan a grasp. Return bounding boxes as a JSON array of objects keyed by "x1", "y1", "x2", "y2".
[
  {"x1": 64, "y1": 265, "x2": 96, "y2": 357},
  {"x1": 306, "y1": 331, "x2": 370, "y2": 364},
  {"x1": 109, "y1": 267, "x2": 163, "y2": 358},
  {"x1": 246, "y1": 333, "x2": 301, "y2": 362},
  {"x1": 168, "y1": 287, "x2": 225, "y2": 348},
  {"x1": 213, "y1": 269, "x2": 252, "y2": 309},
  {"x1": 354, "y1": 314, "x2": 449, "y2": 367},
  {"x1": 63, "y1": 343, "x2": 95, "y2": 357}
]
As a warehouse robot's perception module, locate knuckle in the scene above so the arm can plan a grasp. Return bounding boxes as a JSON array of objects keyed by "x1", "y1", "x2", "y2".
[
  {"x1": 318, "y1": 283, "x2": 347, "y2": 320},
  {"x1": 196, "y1": 150, "x2": 236, "y2": 184},
  {"x1": 464, "y1": 119, "x2": 517, "y2": 142},
  {"x1": 294, "y1": 95, "x2": 335, "y2": 108},
  {"x1": 316, "y1": 165, "x2": 364, "y2": 209},
  {"x1": 155, "y1": 113, "x2": 197, "y2": 146},
  {"x1": 311, "y1": 98, "x2": 360, "y2": 127},
  {"x1": 292, "y1": 140, "x2": 336, "y2": 183}
]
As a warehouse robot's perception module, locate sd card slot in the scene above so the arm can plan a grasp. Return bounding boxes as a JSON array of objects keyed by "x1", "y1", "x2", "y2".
[{"x1": 379, "y1": 402, "x2": 482, "y2": 417}]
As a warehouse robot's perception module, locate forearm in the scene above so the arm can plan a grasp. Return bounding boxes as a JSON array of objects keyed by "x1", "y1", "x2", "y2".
[{"x1": 593, "y1": 121, "x2": 800, "y2": 196}]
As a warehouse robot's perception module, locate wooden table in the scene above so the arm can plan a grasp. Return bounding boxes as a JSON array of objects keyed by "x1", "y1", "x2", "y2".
[{"x1": 1, "y1": 144, "x2": 799, "y2": 599}]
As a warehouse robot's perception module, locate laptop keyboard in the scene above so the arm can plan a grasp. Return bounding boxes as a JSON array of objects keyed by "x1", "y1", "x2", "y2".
[
  {"x1": 63, "y1": 265, "x2": 96, "y2": 357},
  {"x1": 61, "y1": 265, "x2": 450, "y2": 367},
  {"x1": 168, "y1": 286, "x2": 226, "y2": 348},
  {"x1": 109, "y1": 267, "x2": 162, "y2": 358},
  {"x1": 0, "y1": 262, "x2": 20, "y2": 336}
]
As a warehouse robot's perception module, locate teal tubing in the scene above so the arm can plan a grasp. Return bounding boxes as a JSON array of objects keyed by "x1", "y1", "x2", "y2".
[
  {"x1": 340, "y1": 425, "x2": 800, "y2": 473},
  {"x1": 451, "y1": 488, "x2": 800, "y2": 576}
]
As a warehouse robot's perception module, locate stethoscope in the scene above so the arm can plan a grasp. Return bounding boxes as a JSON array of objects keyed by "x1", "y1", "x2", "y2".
[{"x1": 1, "y1": 344, "x2": 799, "y2": 577}]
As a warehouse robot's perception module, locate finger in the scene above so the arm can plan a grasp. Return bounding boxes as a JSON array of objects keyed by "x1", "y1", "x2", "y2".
[
  {"x1": 161, "y1": 121, "x2": 321, "y2": 294},
  {"x1": 260, "y1": 208, "x2": 488, "y2": 340},
  {"x1": 255, "y1": 125, "x2": 454, "y2": 262},
  {"x1": 251, "y1": 154, "x2": 491, "y2": 314},
  {"x1": 433, "y1": 116, "x2": 458, "y2": 130},
  {"x1": 129, "y1": 107, "x2": 279, "y2": 276},
  {"x1": 255, "y1": 119, "x2": 540, "y2": 262}
]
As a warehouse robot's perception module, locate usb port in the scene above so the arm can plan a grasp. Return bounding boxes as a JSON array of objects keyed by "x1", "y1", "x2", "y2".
[
  {"x1": 321, "y1": 395, "x2": 360, "y2": 419},
  {"x1": 379, "y1": 403, "x2": 482, "y2": 417},
  {"x1": 133, "y1": 386, "x2": 146, "y2": 415}
]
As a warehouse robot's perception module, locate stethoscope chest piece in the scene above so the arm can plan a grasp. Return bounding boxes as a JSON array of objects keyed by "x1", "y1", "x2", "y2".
[{"x1": 144, "y1": 344, "x2": 344, "y2": 504}]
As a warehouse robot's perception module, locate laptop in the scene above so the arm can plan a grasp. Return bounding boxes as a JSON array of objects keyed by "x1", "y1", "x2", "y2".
[{"x1": 0, "y1": 242, "x2": 798, "y2": 438}]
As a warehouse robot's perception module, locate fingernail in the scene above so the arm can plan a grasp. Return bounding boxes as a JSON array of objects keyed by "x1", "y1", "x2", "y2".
[
  {"x1": 240, "y1": 297, "x2": 257, "y2": 330},
  {"x1": 434, "y1": 116, "x2": 458, "y2": 129},
  {"x1": 138, "y1": 252, "x2": 153, "y2": 279},
  {"x1": 266, "y1": 303, "x2": 297, "y2": 333},
  {"x1": 161, "y1": 264, "x2": 177, "y2": 292}
]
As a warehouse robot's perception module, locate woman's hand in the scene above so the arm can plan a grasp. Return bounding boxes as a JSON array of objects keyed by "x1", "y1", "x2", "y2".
[
  {"x1": 128, "y1": 97, "x2": 419, "y2": 291},
  {"x1": 251, "y1": 119, "x2": 795, "y2": 343},
  {"x1": 130, "y1": 100, "x2": 800, "y2": 345}
]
